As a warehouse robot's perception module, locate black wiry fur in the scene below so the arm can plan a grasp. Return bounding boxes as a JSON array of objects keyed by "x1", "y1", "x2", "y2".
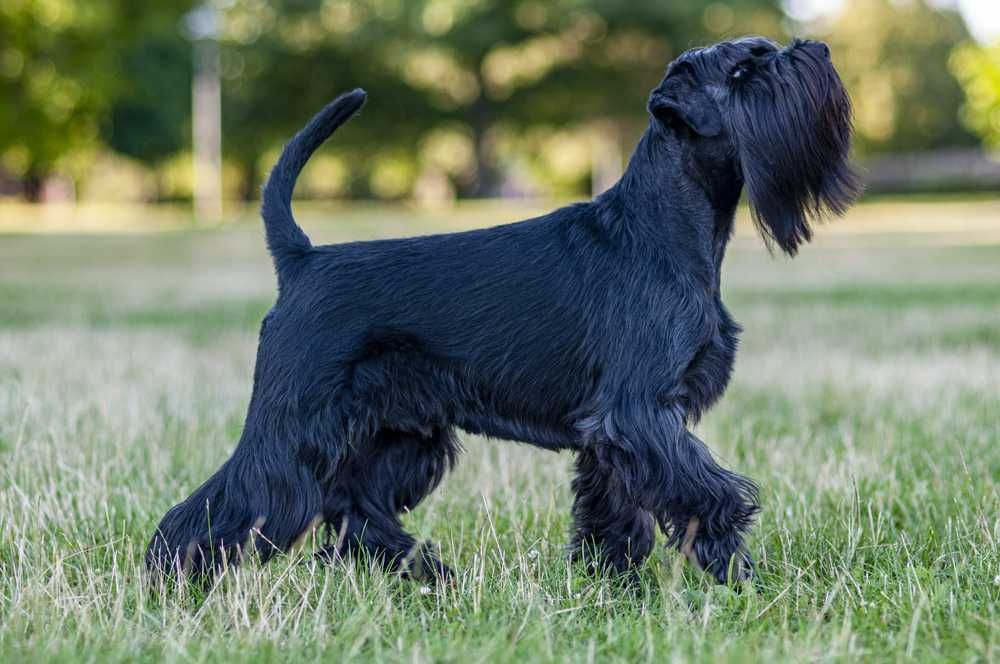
[
  {"x1": 147, "y1": 37, "x2": 859, "y2": 585},
  {"x1": 726, "y1": 40, "x2": 860, "y2": 254}
]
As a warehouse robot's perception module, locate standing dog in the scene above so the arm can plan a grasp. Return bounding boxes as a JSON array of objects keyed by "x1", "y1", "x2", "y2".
[{"x1": 148, "y1": 36, "x2": 859, "y2": 584}]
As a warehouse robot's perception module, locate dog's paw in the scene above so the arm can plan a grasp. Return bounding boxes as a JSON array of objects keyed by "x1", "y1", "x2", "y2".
[
  {"x1": 678, "y1": 517, "x2": 754, "y2": 585},
  {"x1": 400, "y1": 540, "x2": 453, "y2": 584},
  {"x1": 569, "y1": 536, "x2": 648, "y2": 581},
  {"x1": 695, "y1": 544, "x2": 754, "y2": 585}
]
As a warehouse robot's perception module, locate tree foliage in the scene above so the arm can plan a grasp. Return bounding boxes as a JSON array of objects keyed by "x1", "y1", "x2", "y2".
[
  {"x1": 822, "y1": 0, "x2": 978, "y2": 156},
  {"x1": 951, "y1": 40, "x2": 1000, "y2": 150},
  {"x1": 217, "y1": 0, "x2": 785, "y2": 197},
  {"x1": 0, "y1": 0, "x2": 989, "y2": 201},
  {"x1": 0, "y1": 1, "x2": 195, "y2": 198}
]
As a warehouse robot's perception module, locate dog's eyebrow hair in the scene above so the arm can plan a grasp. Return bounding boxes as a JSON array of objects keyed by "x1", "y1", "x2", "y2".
[{"x1": 667, "y1": 60, "x2": 695, "y2": 77}]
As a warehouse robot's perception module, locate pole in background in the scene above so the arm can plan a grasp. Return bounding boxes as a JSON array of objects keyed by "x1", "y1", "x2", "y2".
[{"x1": 186, "y1": 3, "x2": 223, "y2": 223}]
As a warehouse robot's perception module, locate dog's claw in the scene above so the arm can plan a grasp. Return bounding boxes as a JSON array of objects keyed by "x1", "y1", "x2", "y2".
[
  {"x1": 701, "y1": 549, "x2": 754, "y2": 585},
  {"x1": 401, "y1": 540, "x2": 453, "y2": 584}
]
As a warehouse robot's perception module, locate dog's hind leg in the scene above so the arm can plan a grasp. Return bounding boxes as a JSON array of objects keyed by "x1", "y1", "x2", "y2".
[
  {"x1": 320, "y1": 426, "x2": 459, "y2": 581},
  {"x1": 147, "y1": 324, "x2": 335, "y2": 578},
  {"x1": 146, "y1": 427, "x2": 326, "y2": 577},
  {"x1": 569, "y1": 448, "x2": 655, "y2": 578}
]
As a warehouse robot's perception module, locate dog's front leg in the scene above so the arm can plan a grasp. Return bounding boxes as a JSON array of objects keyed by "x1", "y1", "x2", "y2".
[
  {"x1": 653, "y1": 428, "x2": 759, "y2": 584},
  {"x1": 578, "y1": 402, "x2": 757, "y2": 584}
]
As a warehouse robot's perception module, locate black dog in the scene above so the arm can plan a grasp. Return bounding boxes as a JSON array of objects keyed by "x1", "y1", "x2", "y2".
[{"x1": 148, "y1": 36, "x2": 859, "y2": 584}]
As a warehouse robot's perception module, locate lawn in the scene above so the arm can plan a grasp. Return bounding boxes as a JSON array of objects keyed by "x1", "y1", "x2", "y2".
[{"x1": 0, "y1": 199, "x2": 998, "y2": 662}]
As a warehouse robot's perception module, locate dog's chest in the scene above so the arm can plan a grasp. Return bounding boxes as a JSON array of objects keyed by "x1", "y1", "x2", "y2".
[{"x1": 677, "y1": 299, "x2": 740, "y2": 419}]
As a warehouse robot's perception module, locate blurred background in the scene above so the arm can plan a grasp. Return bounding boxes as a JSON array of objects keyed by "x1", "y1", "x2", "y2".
[
  {"x1": 1, "y1": 0, "x2": 999, "y2": 221},
  {"x1": 1, "y1": 9, "x2": 999, "y2": 657}
]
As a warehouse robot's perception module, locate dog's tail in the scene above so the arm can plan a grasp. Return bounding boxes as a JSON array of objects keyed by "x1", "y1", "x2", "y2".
[{"x1": 261, "y1": 88, "x2": 367, "y2": 284}]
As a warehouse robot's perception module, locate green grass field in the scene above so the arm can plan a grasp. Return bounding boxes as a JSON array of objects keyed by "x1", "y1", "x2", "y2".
[{"x1": 1, "y1": 200, "x2": 998, "y2": 662}]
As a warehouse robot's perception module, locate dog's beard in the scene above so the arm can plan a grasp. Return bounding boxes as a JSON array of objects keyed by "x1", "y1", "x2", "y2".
[{"x1": 728, "y1": 42, "x2": 862, "y2": 255}]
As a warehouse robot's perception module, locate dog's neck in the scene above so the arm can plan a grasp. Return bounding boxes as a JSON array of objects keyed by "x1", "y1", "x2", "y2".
[{"x1": 596, "y1": 126, "x2": 741, "y2": 285}]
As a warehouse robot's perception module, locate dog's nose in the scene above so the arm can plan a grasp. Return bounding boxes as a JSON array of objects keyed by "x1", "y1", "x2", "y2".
[
  {"x1": 808, "y1": 40, "x2": 830, "y2": 58},
  {"x1": 785, "y1": 38, "x2": 830, "y2": 60}
]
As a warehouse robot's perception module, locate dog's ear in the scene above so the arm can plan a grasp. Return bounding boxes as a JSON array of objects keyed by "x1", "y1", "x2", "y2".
[
  {"x1": 648, "y1": 74, "x2": 722, "y2": 138},
  {"x1": 728, "y1": 42, "x2": 862, "y2": 255}
]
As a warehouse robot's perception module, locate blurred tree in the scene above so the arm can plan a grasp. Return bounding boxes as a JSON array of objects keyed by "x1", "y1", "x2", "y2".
[
  {"x1": 215, "y1": 0, "x2": 786, "y2": 199},
  {"x1": 23, "y1": 0, "x2": 988, "y2": 202},
  {"x1": 102, "y1": 26, "x2": 192, "y2": 184},
  {"x1": 0, "y1": 0, "x2": 789, "y2": 201},
  {"x1": 217, "y1": 0, "x2": 444, "y2": 200},
  {"x1": 951, "y1": 40, "x2": 1000, "y2": 150},
  {"x1": 823, "y1": 0, "x2": 978, "y2": 156},
  {"x1": 0, "y1": 1, "x2": 194, "y2": 200},
  {"x1": 0, "y1": 1, "x2": 116, "y2": 199},
  {"x1": 375, "y1": 0, "x2": 786, "y2": 195}
]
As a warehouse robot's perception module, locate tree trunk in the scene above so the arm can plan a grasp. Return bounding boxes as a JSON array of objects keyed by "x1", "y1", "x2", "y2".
[
  {"x1": 470, "y1": 96, "x2": 499, "y2": 198},
  {"x1": 239, "y1": 157, "x2": 259, "y2": 202},
  {"x1": 22, "y1": 173, "x2": 43, "y2": 202}
]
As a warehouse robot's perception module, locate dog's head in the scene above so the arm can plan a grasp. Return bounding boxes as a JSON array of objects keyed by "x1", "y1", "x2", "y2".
[{"x1": 648, "y1": 37, "x2": 861, "y2": 254}]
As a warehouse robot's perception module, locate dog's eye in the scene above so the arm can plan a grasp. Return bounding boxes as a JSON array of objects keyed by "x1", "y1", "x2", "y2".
[
  {"x1": 750, "y1": 45, "x2": 773, "y2": 57},
  {"x1": 729, "y1": 61, "x2": 754, "y2": 81},
  {"x1": 670, "y1": 61, "x2": 695, "y2": 78}
]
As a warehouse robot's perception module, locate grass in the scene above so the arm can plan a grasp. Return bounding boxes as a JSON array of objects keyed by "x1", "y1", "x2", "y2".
[{"x1": 0, "y1": 199, "x2": 998, "y2": 662}]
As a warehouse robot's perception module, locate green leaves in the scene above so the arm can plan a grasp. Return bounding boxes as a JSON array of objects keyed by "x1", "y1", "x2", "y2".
[{"x1": 951, "y1": 40, "x2": 1000, "y2": 149}]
